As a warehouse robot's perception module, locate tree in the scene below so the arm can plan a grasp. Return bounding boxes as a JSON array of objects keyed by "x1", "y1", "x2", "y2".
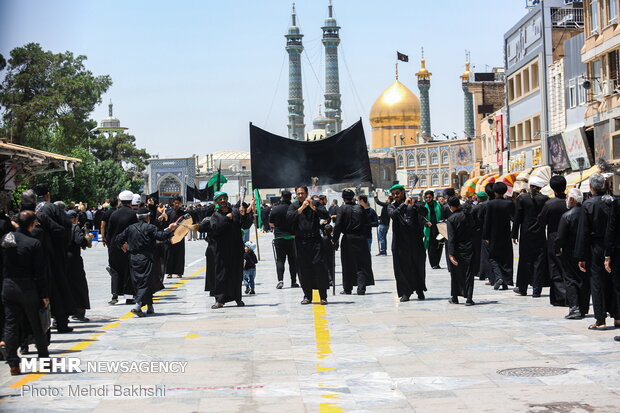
[
  {"x1": 90, "y1": 132, "x2": 150, "y2": 172},
  {"x1": 0, "y1": 43, "x2": 112, "y2": 149}
]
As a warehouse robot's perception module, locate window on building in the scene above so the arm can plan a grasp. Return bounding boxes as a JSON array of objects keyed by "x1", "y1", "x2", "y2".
[
  {"x1": 508, "y1": 77, "x2": 515, "y2": 101},
  {"x1": 397, "y1": 155, "x2": 404, "y2": 168},
  {"x1": 591, "y1": 0, "x2": 600, "y2": 34},
  {"x1": 532, "y1": 115, "x2": 541, "y2": 140},
  {"x1": 515, "y1": 73, "x2": 523, "y2": 97},
  {"x1": 524, "y1": 119, "x2": 532, "y2": 144},
  {"x1": 382, "y1": 167, "x2": 389, "y2": 181},
  {"x1": 430, "y1": 152, "x2": 438, "y2": 165},
  {"x1": 408, "y1": 174, "x2": 415, "y2": 188},
  {"x1": 517, "y1": 123, "x2": 524, "y2": 145},
  {"x1": 608, "y1": 0, "x2": 618, "y2": 23},
  {"x1": 442, "y1": 173, "x2": 450, "y2": 186},
  {"x1": 510, "y1": 125, "x2": 517, "y2": 147},
  {"x1": 609, "y1": 49, "x2": 620, "y2": 89},
  {"x1": 593, "y1": 59, "x2": 602, "y2": 96},
  {"x1": 431, "y1": 174, "x2": 439, "y2": 187},
  {"x1": 523, "y1": 67, "x2": 530, "y2": 94},
  {"x1": 569, "y1": 78, "x2": 577, "y2": 108},
  {"x1": 418, "y1": 153, "x2": 427, "y2": 166},
  {"x1": 407, "y1": 154, "x2": 415, "y2": 167},
  {"x1": 441, "y1": 150, "x2": 449, "y2": 164},
  {"x1": 578, "y1": 75, "x2": 587, "y2": 105},
  {"x1": 420, "y1": 175, "x2": 427, "y2": 187},
  {"x1": 531, "y1": 61, "x2": 539, "y2": 89}
]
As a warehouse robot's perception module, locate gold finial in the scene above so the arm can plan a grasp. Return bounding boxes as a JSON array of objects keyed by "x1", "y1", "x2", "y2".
[
  {"x1": 416, "y1": 47, "x2": 431, "y2": 79},
  {"x1": 460, "y1": 50, "x2": 471, "y2": 82}
]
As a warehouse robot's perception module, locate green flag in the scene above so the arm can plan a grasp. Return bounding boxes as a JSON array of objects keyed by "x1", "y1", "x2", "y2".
[
  {"x1": 207, "y1": 173, "x2": 228, "y2": 188},
  {"x1": 254, "y1": 189, "x2": 262, "y2": 228}
]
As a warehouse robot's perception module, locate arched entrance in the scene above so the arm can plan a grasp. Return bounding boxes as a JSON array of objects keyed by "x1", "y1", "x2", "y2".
[{"x1": 158, "y1": 174, "x2": 182, "y2": 203}]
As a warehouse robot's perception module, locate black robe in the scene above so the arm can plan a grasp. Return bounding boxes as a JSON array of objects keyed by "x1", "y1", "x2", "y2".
[
  {"x1": 470, "y1": 201, "x2": 484, "y2": 280},
  {"x1": 538, "y1": 196, "x2": 568, "y2": 306},
  {"x1": 555, "y1": 205, "x2": 590, "y2": 316},
  {"x1": 106, "y1": 205, "x2": 138, "y2": 296},
  {"x1": 116, "y1": 221, "x2": 173, "y2": 305},
  {"x1": 446, "y1": 207, "x2": 475, "y2": 300},
  {"x1": 604, "y1": 199, "x2": 620, "y2": 319},
  {"x1": 332, "y1": 201, "x2": 375, "y2": 293},
  {"x1": 388, "y1": 201, "x2": 427, "y2": 298},
  {"x1": 148, "y1": 204, "x2": 167, "y2": 291},
  {"x1": 575, "y1": 194, "x2": 614, "y2": 323},
  {"x1": 483, "y1": 197, "x2": 515, "y2": 286},
  {"x1": 512, "y1": 192, "x2": 549, "y2": 291},
  {"x1": 35, "y1": 202, "x2": 77, "y2": 318},
  {"x1": 165, "y1": 207, "x2": 186, "y2": 275},
  {"x1": 67, "y1": 224, "x2": 90, "y2": 310},
  {"x1": 198, "y1": 205, "x2": 216, "y2": 295},
  {"x1": 208, "y1": 206, "x2": 253, "y2": 304},
  {"x1": 474, "y1": 201, "x2": 491, "y2": 281},
  {"x1": 286, "y1": 200, "x2": 330, "y2": 299}
]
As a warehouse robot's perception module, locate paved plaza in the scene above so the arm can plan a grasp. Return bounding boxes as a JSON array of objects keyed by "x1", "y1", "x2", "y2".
[{"x1": 1, "y1": 230, "x2": 620, "y2": 412}]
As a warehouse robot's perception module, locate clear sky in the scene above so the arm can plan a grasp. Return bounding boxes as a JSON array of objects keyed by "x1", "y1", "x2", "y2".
[{"x1": 0, "y1": 0, "x2": 527, "y2": 158}]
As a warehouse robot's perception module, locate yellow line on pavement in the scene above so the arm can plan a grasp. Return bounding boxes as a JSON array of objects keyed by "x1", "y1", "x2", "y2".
[
  {"x1": 9, "y1": 265, "x2": 205, "y2": 389},
  {"x1": 312, "y1": 291, "x2": 342, "y2": 413}
]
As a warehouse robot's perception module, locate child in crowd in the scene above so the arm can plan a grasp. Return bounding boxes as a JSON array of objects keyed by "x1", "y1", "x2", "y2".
[{"x1": 243, "y1": 241, "x2": 258, "y2": 294}]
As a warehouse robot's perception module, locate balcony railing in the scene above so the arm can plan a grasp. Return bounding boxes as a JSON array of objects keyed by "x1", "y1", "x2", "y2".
[{"x1": 551, "y1": 7, "x2": 584, "y2": 29}]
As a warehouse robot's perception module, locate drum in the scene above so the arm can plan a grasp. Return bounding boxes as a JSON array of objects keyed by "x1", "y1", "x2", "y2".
[
  {"x1": 170, "y1": 214, "x2": 194, "y2": 244},
  {"x1": 436, "y1": 222, "x2": 448, "y2": 241}
]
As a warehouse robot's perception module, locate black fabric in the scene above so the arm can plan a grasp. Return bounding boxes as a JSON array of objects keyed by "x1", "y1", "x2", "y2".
[
  {"x1": 446, "y1": 208, "x2": 474, "y2": 300},
  {"x1": 116, "y1": 221, "x2": 173, "y2": 305},
  {"x1": 244, "y1": 250, "x2": 258, "y2": 270},
  {"x1": 148, "y1": 191, "x2": 159, "y2": 203},
  {"x1": 538, "y1": 196, "x2": 568, "y2": 306},
  {"x1": 388, "y1": 201, "x2": 427, "y2": 298},
  {"x1": 106, "y1": 205, "x2": 138, "y2": 296},
  {"x1": 67, "y1": 224, "x2": 90, "y2": 310},
  {"x1": 604, "y1": 198, "x2": 620, "y2": 257},
  {"x1": 375, "y1": 199, "x2": 391, "y2": 225},
  {"x1": 165, "y1": 207, "x2": 186, "y2": 275},
  {"x1": 269, "y1": 201, "x2": 294, "y2": 238},
  {"x1": 556, "y1": 205, "x2": 590, "y2": 315},
  {"x1": 208, "y1": 207, "x2": 254, "y2": 304},
  {"x1": 512, "y1": 192, "x2": 549, "y2": 291},
  {"x1": 198, "y1": 206, "x2": 216, "y2": 294},
  {"x1": 333, "y1": 202, "x2": 375, "y2": 293},
  {"x1": 250, "y1": 121, "x2": 372, "y2": 188},
  {"x1": 483, "y1": 198, "x2": 514, "y2": 286},
  {"x1": 273, "y1": 238, "x2": 297, "y2": 283}
]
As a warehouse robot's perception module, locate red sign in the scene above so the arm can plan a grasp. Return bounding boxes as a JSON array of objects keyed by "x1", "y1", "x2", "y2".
[{"x1": 495, "y1": 114, "x2": 504, "y2": 166}]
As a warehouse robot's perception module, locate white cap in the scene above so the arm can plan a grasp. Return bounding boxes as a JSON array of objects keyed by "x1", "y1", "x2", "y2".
[
  {"x1": 132, "y1": 193, "x2": 141, "y2": 205},
  {"x1": 529, "y1": 176, "x2": 547, "y2": 189},
  {"x1": 118, "y1": 190, "x2": 133, "y2": 202}
]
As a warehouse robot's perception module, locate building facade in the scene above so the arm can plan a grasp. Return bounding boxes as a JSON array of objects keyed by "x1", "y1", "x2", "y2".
[
  {"x1": 503, "y1": 0, "x2": 583, "y2": 172},
  {"x1": 145, "y1": 157, "x2": 196, "y2": 203},
  {"x1": 582, "y1": 0, "x2": 620, "y2": 173}
]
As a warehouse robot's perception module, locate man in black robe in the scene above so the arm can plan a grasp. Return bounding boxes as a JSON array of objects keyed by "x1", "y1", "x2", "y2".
[
  {"x1": 537, "y1": 175, "x2": 568, "y2": 306},
  {"x1": 116, "y1": 207, "x2": 177, "y2": 317},
  {"x1": 147, "y1": 198, "x2": 167, "y2": 292},
  {"x1": 483, "y1": 182, "x2": 514, "y2": 290},
  {"x1": 198, "y1": 203, "x2": 216, "y2": 296},
  {"x1": 33, "y1": 183, "x2": 76, "y2": 333},
  {"x1": 576, "y1": 173, "x2": 616, "y2": 330},
  {"x1": 387, "y1": 184, "x2": 427, "y2": 302},
  {"x1": 512, "y1": 176, "x2": 549, "y2": 297},
  {"x1": 209, "y1": 192, "x2": 254, "y2": 309},
  {"x1": 332, "y1": 189, "x2": 374, "y2": 295},
  {"x1": 423, "y1": 191, "x2": 444, "y2": 269},
  {"x1": 66, "y1": 210, "x2": 92, "y2": 322},
  {"x1": 446, "y1": 196, "x2": 475, "y2": 305},
  {"x1": 286, "y1": 186, "x2": 330, "y2": 305},
  {"x1": 556, "y1": 189, "x2": 590, "y2": 319},
  {"x1": 604, "y1": 190, "x2": 620, "y2": 327},
  {"x1": 100, "y1": 197, "x2": 118, "y2": 247},
  {"x1": 165, "y1": 195, "x2": 186, "y2": 278},
  {"x1": 470, "y1": 192, "x2": 488, "y2": 283},
  {"x1": 478, "y1": 184, "x2": 496, "y2": 284},
  {"x1": 269, "y1": 190, "x2": 299, "y2": 289},
  {"x1": 105, "y1": 190, "x2": 137, "y2": 305}
]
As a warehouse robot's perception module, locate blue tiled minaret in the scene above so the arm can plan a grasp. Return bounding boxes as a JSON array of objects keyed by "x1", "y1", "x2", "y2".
[
  {"x1": 322, "y1": 0, "x2": 342, "y2": 136},
  {"x1": 286, "y1": 3, "x2": 305, "y2": 140},
  {"x1": 416, "y1": 49, "x2": 432, "y2": 143},
  {"x1": 461, "y1": 55, "x2": 475, "y2": 139}
]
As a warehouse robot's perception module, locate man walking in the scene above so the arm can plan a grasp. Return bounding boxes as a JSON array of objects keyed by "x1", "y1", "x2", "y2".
[
  {"x1": 446, "y1": 196, "x2": 475, "y2": 305},
  {"x1": 358, "y1": 194, "x2": 379, "y2": 252},
  {"x1": 374, "y1": 193, "x2": 393, "y2": 256},
  {"x1": 423, "y1": 190, "x2": 443, "y2": 269},
  {"x1": 483, "y1": 182, "x2": 515, "y2": 290},
  {"x1": 269, "y1": 190, "x2": 299, "y2": 289}
]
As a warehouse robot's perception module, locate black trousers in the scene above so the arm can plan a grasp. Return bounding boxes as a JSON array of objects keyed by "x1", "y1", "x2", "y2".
[
  {"x1": 274, "y1": 238, "x2": 297, "y2": 283},
  {"x1": 489, "y1": 254, "x2": 514, "y2": 286},
  {"x1": 516, "y1": 241, "x2": 547, "y2": 293},
  {"x1": 2, "y1": 279, "x2": 49, "y2": 368},
  {"x1": 560, "y1": 252, "x2": 590, "y2": 316},
  {"x1": 450, "y1": 253, "x2": 474, "y2": 300},
  {"x1": 428, "y1": 236, "x2": 443, "y2": 267},
  {"x1": 108, "y1": 246, "x2": 134, "y2": 297},
  {"x1": 590, "y1": 240, "x2": 620, "y2": 323}
]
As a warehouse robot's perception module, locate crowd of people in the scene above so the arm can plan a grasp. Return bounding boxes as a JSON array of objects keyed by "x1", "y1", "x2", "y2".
[{"x1": 1, "y1": 172, "x2": 619, "y2": 376}]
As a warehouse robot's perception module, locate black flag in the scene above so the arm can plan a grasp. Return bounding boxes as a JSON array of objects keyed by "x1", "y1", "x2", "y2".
[
  {"x1": 397, "y1": 52, "x2": 409, "y2": 62},
  {"x1": 249, "y1": 120, "x2": 373, "y2": 189}
]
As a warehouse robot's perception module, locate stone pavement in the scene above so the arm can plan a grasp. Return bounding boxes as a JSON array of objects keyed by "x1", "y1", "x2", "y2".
[{"x1": 1, "y1": 230, "x2": 620, "y2": 413}]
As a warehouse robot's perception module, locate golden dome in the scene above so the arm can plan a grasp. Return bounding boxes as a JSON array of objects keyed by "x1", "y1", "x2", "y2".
[{"x1": 370, "y1": 80, "x2": 421, "y2": 128}]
